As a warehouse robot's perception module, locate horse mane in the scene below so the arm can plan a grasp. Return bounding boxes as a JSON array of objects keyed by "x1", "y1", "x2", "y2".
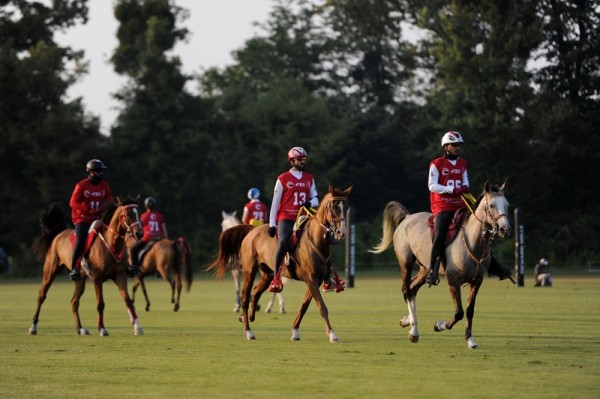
[
  {"x1": 102, "y1": 196, "x2": 138, "y2": 224},
  {"x1": 32, "y1": 203, "x2": 68, "y2": 261}
]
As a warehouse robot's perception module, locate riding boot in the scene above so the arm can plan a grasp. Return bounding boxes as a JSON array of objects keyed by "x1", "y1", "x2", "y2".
[
  {"x1": 426, "y1": 257, "x2": 441, "y2": 287},
  {"x1": 69, "y1": 258, "x2": 82, "y2": 281},
  {"x1": 488, "y1": 257, "x2": 516, "y2": 284}
]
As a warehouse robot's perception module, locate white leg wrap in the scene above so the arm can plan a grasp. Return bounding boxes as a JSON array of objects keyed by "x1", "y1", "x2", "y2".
[{"x1": 291, "y1": 329, "x2": 300, "y2": 341}]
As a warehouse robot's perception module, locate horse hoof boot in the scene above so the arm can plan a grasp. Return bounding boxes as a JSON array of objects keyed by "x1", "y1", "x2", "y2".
[{"x1": 269, "y1": 278, "x2": 283, "y2": 293}]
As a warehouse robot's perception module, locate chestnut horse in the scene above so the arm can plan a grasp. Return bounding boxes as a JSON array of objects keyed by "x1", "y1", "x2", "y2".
[
  {"x1": 369, "y1": 181, "x2": 511, "y2": 349},
  {"x1": 128, "y1": 236, "x2": 193, "y2": 312},
  {"x1": 29, "y1": 198, "x2": 144, "y2": 336},
  {"x1": 219, "y1": 210, "x2": 285, "y2": 313},
  {"x1": 208, "y1": 184, "x2": 352, "y2": 342}
]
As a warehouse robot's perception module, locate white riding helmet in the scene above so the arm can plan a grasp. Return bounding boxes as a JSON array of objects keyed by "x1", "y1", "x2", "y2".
[
  {"x1": 441, "y1": 131, "x2": 465, "y2": 147},
  {"x1": 539, "y1": 258, "x2": 549, "y2": 266},
  {"x1": 247, "y1": 187, "x2": 260, "y2": 200},
  {"x1": 288, "y1": 146, "x2": 308, "y2": 161}
]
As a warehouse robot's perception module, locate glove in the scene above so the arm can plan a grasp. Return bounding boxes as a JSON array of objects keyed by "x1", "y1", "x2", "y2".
[
  {"x1": 455, "y1": 186, "x2": 470, "y2": 194},
  {"x1": 301, "y1": 201, "x2": 312, "y2": 209},
  {"x1": 268, "y1": 226, "x2": 277, "y2": 237}
]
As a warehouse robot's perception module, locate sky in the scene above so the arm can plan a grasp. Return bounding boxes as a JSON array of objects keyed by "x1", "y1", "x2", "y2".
[{"x1": 56, "y1": 0, "x2": 275, "y2": 134}]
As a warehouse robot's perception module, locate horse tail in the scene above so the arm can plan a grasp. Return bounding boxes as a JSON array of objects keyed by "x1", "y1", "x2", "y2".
[
  {"x1": 369, "y1": 201, "x2": 409, "y2": 254},
  {"x1": 205, "y1": 224, "x2": 254, "y2": 279},
  {"x1": 176, "y1": 237, "x2": 193, "y2": 292},
  {"x1": 32, "y1": 203, "x2": 68, "y2": 261}
]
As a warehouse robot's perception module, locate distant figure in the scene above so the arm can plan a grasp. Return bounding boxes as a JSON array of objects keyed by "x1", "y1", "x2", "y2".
[
  {"x1": 242, "y1": 188, "x2": 268, "y2": 226},
  {"x1": 534, "y1": 258, "x2": 552, "y2": 287}
]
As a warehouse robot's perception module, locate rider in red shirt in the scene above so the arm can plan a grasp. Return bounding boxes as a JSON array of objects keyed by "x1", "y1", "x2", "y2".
[
  {"x1": 129, "y1": 196, "x2": 168, "y2": 276},
  {"x1": 427, "y1": 132, "x2": 470, "y2": 285},
  {"x1": 242, "y1": 188, "x2": 268, "y2": 225},
  {"x1": 268, "y1": 147, "x2": 318, "y2": 292},
  {"x1": 69, "y1": 159, "x2": 114, "y2": 281},
  {"x1": 427, "y1": 132, "x2": 513, "y2": 285}
]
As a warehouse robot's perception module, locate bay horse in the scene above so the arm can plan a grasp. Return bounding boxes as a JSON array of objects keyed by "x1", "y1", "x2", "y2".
[
  {"x1": 29, "y1": 198, "x2": 144, "y2": 336},
  {"x1": 128, "y1": 236, "x2": 193, "y2": 312},
  {"x1": 369, "y1": 181, "x2": 511, "y2": 349},
  {"x1": 219, "y1": 210, "x2": 285, "y2": 313},
  {"x1": 208, "y1": 184, "x2": 352, "y2": 342}
]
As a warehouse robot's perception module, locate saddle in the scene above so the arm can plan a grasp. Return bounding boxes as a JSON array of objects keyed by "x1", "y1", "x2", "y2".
[
  {"x1": 137, "y1": 239, "x2": 161, "y2": 264},
  {"x1": 427, "y1": 208, "x2": 468, "y2": 246}
]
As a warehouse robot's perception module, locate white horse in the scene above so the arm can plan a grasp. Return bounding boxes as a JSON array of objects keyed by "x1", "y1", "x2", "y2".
[{"x1": 221, "y1": 210, "x2": 285, "y2": 313}]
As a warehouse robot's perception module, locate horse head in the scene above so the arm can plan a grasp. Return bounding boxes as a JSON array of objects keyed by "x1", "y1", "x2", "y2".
[
  {"x1": 221, "y1": 210, "x2": 240, "y2": 231},
  {"x1": 116, "y1": 196, "x2": 143, "y2": 241},
  {"x1": 479, "y1": 181, "x2": 511, "y2": 238},
  {"x1": 317, "y1": 184, "x2": 353, "y2": 240}
]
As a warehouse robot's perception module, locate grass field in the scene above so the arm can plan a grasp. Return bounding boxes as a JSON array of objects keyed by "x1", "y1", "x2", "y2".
[{"x1": 1, "y1": 272, "x2": 599, "y2": 398}]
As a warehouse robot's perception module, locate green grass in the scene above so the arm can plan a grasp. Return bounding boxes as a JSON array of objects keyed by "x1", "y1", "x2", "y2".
[{"x1": 1, "y1": 273, "x2": 599, "y2": 398}]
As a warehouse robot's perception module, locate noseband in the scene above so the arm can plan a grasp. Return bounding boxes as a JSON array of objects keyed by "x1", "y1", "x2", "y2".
[
  {"x1": 120, "y1": 204, "x2": 142, "y2": 239},
  {"x1": 320, "y1": 196, "x2": 348, "y2": 237}
]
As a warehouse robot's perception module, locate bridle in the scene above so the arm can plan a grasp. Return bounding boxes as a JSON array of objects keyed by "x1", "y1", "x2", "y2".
[
  {"x1": 317, "y1": 196, "x2": 348, "y2": 238},
  {"x1": 97, "y1": 203, "x2": 142, "y2": 262}
]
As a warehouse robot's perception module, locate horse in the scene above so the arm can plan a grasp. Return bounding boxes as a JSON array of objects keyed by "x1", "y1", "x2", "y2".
[
  {"x1": 208, "y1": 184, "x2": 352, "y2": 342},
  {"x1": 219, "y1": 210, "x2": 286, "y2": 313},
  {"x1": 128, "y1": 236, "x2": 193, "y2": 312},
  {"x1": 369, "y1": 181, "x2": 511, "y2": 349},
  {"x1": 29, "y1": 198, "x2": 145, "y2": 336}
]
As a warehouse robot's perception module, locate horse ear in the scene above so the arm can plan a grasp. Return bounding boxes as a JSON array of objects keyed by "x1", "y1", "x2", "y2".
[
  {"x1": 233, "y1": 210, "x2": 237, "y2": 217},
  {"x1": 500, "y1": 179, "x2": 508, "y2": 193},
  {"x1": 135, "y1": 194, "x2": 141, "y2": 202},
  {"x1": 344, "y1": 185, "x2": 353, "y2": 196},
  {"x1": 483, "y1": 180, "x2": 490, "y2": 193},
  {"x1": 116, "y1": 196, "x2": 123, "y2": 206},
  {"x1": 328, "y1": 183, "x2": 334, "y2": 194},
  {"x1": 221, "y1": 211, "x2": 227, "y2": 219}
]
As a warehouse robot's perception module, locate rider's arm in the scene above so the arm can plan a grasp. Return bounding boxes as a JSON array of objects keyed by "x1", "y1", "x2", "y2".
[
  {"x1": 428, "y1": 164, "x2": 454, "y2": 194},
  {"x1": 308, "y1": 178, "x2": 318, "y2": 207},
  {"x1": 269, "y1": 179, "x2": 283, "y2": 226}
]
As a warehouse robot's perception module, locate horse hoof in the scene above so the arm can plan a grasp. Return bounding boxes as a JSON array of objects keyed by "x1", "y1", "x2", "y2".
[
  {"x1": 28, "y1": 326, "x2": 37, "y2": 335},
  {"x1": 399, "y1": 316, "x2": 411, "y2": 328},
  {"x1": 233, "y1": 305, "x2": 241, "y2": 313},
  {"x1": 173, "y1": 305, "x2": 179, "y2": 312},
  {"x1": 279, "y1": 307, "x2": 286, "y2": 314},
  {"x1": 99, "y1": 328, "x2": 109, "y2": 337},
  {"x1": 467, "y1": 337, "x2": 478, "y2": 349},
  {"x1": 78, "y1": 328, "x2": 90, "y2": 336},
  {"x1": 245, "y1": 331, "x2": 255, "y2": 340},
  {"x1": 328, "y1": 331, "x2": 340, "y2": 343},
  {"x1": 145, "y1": 306, "x2": 150, "y2": 312},
  {"x1": 291, "y1": 329, "x2": 300, "y2": 341},
  {"x1": 135, "y1": 328, "x2": 144, "y2": 336},
  {"x1": 265, "y1": 307, "x2": 272, "y2": 313},
  {"x1": 409, "y1": 334, "x2": 419, "y2": 343}
]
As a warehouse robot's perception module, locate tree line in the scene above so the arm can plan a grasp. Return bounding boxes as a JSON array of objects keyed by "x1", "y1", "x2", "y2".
[{"x1": 1, "y1": 0, "x2": 599, "y2": 276}]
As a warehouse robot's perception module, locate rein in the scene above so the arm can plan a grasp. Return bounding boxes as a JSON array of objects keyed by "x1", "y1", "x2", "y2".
[{"x1": 97, "y1": 204, "x2": 140, "y2": 262}]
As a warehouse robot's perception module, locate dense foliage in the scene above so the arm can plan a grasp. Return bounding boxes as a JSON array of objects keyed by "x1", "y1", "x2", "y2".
[{"x1": 1, "y1": 0, "x2": 598, "y2": 275}]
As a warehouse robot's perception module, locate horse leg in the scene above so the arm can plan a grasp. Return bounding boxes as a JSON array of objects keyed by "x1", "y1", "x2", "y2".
[
  {"x1": 290, "y1": 287, "x2": 313, "y2": 341},
  {"x1": 433, "y1": 284, "x2": 464, "y2": 335},
  {"x1": 173, "y1": 271, "x2": 182, "y2": 312},
  {"x1": 29, "y1": 266, "x2": 72, "y2": 335},
  {"x1": 399, "y1": 260, "x2": 423, "y2": 343},
  {"x1": 113, "y1": 274, "x2": 144, "y2": 336},
  {"x1": 463, "y1": 284, "x2": 481, "y2": 349},
  {"x1": 232, "y1": 267, "x2": 241, "y2": 312},
  {"x1": 137, "y1": 277, "x2": 151, "y2": 312},
  {"x1": 265, "y1": 292, "x2": 275, "y2": 313},
  {"x1": 298, "y1": 280, "x2": 339, "y2": 343},
  {"x1": 240, "y1": 265, "x2": 258, "y2": 340},
  {"x1": 93, "y1": 280, "x2": 109, "y2": 336},
  {"x1": 250, "y1": 268, "x2": 271, "y2": 319},
  {"x1": 277, "y1": 292, "x2": 286, "y2": 314}
]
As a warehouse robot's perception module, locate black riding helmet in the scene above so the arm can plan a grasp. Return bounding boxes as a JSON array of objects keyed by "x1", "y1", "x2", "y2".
[
  {"x1": 86, "y1": 159, "x2": 107, "y2": 172},
  {"x1": 144, "y1": 196, "x2": 156, "y2": 210}
]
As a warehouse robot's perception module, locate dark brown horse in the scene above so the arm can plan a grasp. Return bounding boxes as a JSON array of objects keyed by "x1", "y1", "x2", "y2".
[
  {"x1": 369, "y1": 182, "x2": 511, "y2": 349},
  {"x1": 127, "y1": 237, "x2": 193, "y2": 312},
  {"x1": 29, "y1": 198, "x2": 145, "y2": 336},
  {"x1": 208, "y1": 184, "x2": 352, "y2": 342}
]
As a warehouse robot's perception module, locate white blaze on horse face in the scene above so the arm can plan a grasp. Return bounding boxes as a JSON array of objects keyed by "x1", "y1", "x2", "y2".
[
  {"x1": 492, "y1": 196, "x2": 511, "y2": 237},
  {"x1": 334, "y1": 200, "x2": 347, "y2": 240}
]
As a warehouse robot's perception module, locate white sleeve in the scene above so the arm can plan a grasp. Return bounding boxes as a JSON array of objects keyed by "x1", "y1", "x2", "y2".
[
  {"x1": 269, "y1": 179, "x2": 283, "y2": 226},
  {"x1": 309, "y1": 179, "x2": 318, "y2": 207},
  {"x1": 428, "y1": 164, "x2": 454, "y2": 194}
]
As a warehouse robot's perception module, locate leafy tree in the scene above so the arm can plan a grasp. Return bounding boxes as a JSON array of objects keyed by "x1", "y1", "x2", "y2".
[{"x1": 0, "y1": 0, "x2": 106, "y2": 275}]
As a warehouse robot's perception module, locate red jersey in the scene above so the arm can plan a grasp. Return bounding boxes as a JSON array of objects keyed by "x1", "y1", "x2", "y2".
[
  {"x1": 141, "y1": 210, "x2": 166, "y2": 241},
  {"x1": 242, "y1": 200, "x2": 268, "y2": 224},
  {"x1": 69, "y1": 178, "x2": 114, "y2": 224},
  {"x1": 429, "y1": 157, "x2": 467, "y2": 215},
  {"x1": 276, "y1": 171, "x2": 314, "y2": 221}
]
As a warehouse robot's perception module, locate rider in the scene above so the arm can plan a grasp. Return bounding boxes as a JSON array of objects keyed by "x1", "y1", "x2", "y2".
[
  {"x1": 69, "y1": 159, "x2": 114, "y2": 281},
  {"x1": 427, "y1": 131, "x2": 513, "y2": 285},
  {"x1": 128, "y1": 196, "x2": 168, "y2": 276},
  {"x1": 242, "y1": 188, "x2": 268, "y2": 226},
  {"x1": 268, "y1": 147, "x2": 318, "y2": 293},
  {"x1": 427, "y1": 131, "x2": 469, "y2": 285}
]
